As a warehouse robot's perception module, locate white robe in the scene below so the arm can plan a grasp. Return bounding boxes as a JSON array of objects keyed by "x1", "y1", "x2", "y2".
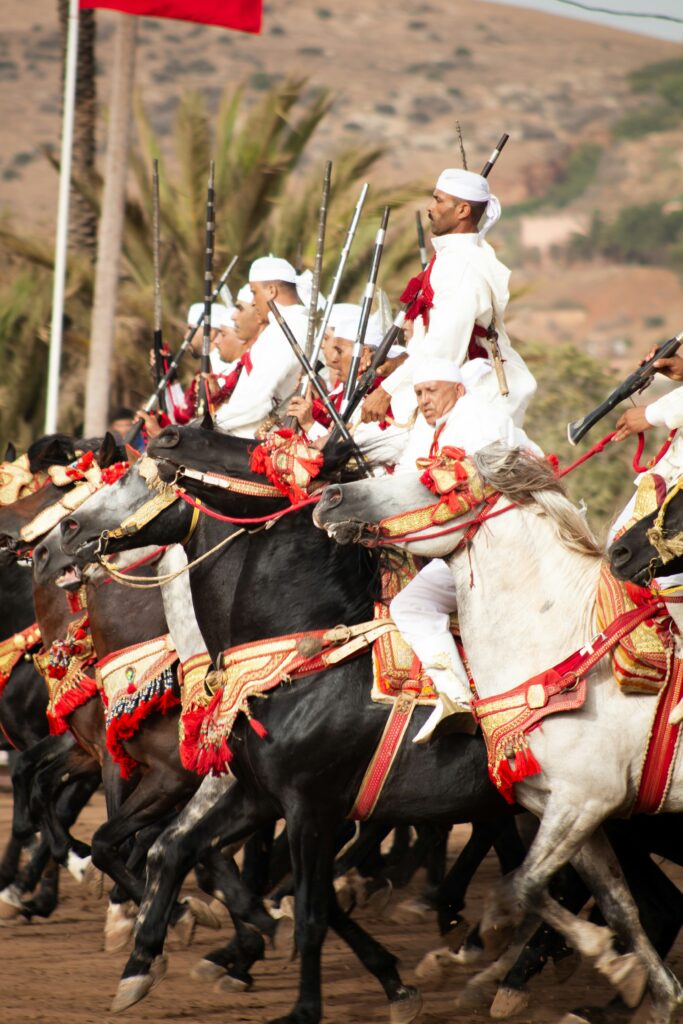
[
  {"x1": 215, "y1": 303, "x2": 306, "y2": 437},
  {"x1": 382, "y1": 233, "x2": 537, "y2": 426}
]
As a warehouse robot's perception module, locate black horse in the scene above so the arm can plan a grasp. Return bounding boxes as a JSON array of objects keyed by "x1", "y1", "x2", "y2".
[{"x1": 609, "y1": 482, "x2": 683, "y2": 585}]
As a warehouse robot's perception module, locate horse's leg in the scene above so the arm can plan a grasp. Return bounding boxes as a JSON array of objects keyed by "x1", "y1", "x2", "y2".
[
  {"x1": 92, "y1": 766, "x2": 195, "y2": 906},
  {"x1": 327, "y1": 889, "x2": 422, "y2": 1023},
  {"x1": 10, "y1": 734, "x2": 74, "y2": 841},
  {"x1": 569, "y1": 830, "x2": 683, "y2": 1023},
  {"x1": 113, "y1": 775, "x2": 270, "y2": 1013},
  {"x1": 268, "y1": 809, "x2": 337, "y2": 1024},
  {"x1": 241, "y1": 822, "x2": 276, "y2": 896}
]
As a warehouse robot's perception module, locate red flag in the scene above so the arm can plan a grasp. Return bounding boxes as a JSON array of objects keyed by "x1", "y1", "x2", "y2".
[{"x1": 79, "y1": 0, "x2": 262, "y2": 33}]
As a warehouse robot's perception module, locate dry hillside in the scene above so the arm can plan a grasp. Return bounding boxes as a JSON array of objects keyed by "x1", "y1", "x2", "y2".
[{"x1": 1, "y1": 0, "x2": 682, "y2": 363}]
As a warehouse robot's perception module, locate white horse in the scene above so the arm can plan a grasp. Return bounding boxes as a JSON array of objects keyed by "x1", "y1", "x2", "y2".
[{"x1": 314, "y1": 443, "x2": 683, "y2": 1024}]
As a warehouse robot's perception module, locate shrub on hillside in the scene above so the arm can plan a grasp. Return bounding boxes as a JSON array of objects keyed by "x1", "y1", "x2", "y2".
[{"x1": 613, "y1": 57, "x2": 683, "y2": 139}]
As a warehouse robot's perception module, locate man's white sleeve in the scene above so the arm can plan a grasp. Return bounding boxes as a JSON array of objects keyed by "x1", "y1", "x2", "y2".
[
  {"x1": 383, "y1": 263, "x2": 487, "y2": 397},
  {"x1": 645, "y1": 386, "x2": 683, "y2": 430},
  {"x1": 216, "y1": 335, "x2": 299, "y2": 433}
]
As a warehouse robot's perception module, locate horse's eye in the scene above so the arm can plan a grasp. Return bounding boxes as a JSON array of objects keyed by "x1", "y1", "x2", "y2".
[{"x1": 153, "y1": 429, "x2": 180, "y2": 449}]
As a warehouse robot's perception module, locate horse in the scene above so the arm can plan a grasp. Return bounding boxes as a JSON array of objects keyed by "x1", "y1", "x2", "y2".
[{"x1": 314, "y1": 441, "x2": 683, "y2": 1023}]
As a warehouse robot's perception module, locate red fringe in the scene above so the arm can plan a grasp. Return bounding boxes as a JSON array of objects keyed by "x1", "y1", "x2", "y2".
[
  {"x1": 106, "y1": 686, "x2": 181, "y2": 780},
  {"x1": 47, "y1": 675, "x2": 98, "y2": 736},
  {"x1": 249, "y1": 717, "x2": 268, "y2": 739},
  {"x1": 493, "y1": 743, "x2": 543, "y2": 805}
]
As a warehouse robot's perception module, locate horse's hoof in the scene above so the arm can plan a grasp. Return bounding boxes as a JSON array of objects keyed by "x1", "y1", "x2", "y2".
[
  {"x1": 208, "y1": 897, "x2": 231, "y2": 925},
  {"x1": 481, "y1": 923, "x2": 514, "y2": 957},
  {"x1": 104, "y1": 902, "x2": 136, "y2": 954},
  {"x1": 111, "y1": 972, "x2": 156, "y2": 1014},
  {"x1": 84, "y1": 861, "x2": 104, "y2": 899},
  {"x1": 558, "y1": 1015, "x2": 592, "y2": 1024},
  {"x1": 171, "y1": 906, "x2": 197, "y2": 947},
  {"x1": 597, "y1": 952, "x2": 648, "y2": 1009},
  {"x1": 0, "y1": 885, "x2": 24, "y2": 917},
  {"x1": 414, "y1": 946, "x2": 459, "y2": 987},
  {"x1": 182, "y1": 896, "x2": 222, "y2": 930},
  {"x1": 214, "y1": 971, "x2": 253, "y2": 993},
  {"x1": 66, "y1": 850, "x2": 92, "y2": 884},
  {"x1": 554, "y1": 949, "x2": 582, "y2": 984},
  {"x1": 490, "y1": 985, "x2": 529, "y2": 1019},
  {"x1": 272, "y1": 897, "x2": 296, "y2": 957},
  {"x1": 365, "y1": 879, "x2": 393, "y2": 918},
  {"x1": 390, "y1": 898, "x2": 431, "y2": 925},
  {"x1": 190, "y1": 958, "x2": 227, "y2": 982},
  {"x1": 389, "y1": 986, "x2": 422, "y2": 1024},
  {"x1": 455, "y1": 980, "x2": 491, "y2": 1010}
]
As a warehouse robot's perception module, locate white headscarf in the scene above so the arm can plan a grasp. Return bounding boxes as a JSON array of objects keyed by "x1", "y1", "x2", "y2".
[
  {"x1": 412, "y1": 356, "x2": 492, "y2": 388},
  {"x1": 186, "y1": 303, "x2": 234, "y2": 329},
  {"x1": 435, "y1": 168, "x2": 501, "y2": 239}
]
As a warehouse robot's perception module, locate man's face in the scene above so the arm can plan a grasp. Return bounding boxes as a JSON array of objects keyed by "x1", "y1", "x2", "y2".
[
  {"x1": 232, "y1": 299, "x2": 263, "y2": 341},
  {"x1": 249, "y1": 281, "x2": 276, "y2": 322},
  {"x1": 188, "y1": 325, "x2": 219, "y2": 358},
  {"x1": 215, "y1": 327, "x2": 244, "y2": 364},
  {"x1": 109, "y1": 417, "x2": 133, "y2": 437},
  {"x1": 414, "y1": 379, "x2": 464, "y2": 426},
  {"x1": 427, "y1": 189, "x2": 469, "y2": 237},
  {"x1": 322, "y1": 335, "x2": 371, "y2": 385}
]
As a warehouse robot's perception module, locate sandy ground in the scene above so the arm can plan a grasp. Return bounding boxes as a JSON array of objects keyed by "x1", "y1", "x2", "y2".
[{"x1": 0, "y1": 790, "x2": 681, "y2": 1024}]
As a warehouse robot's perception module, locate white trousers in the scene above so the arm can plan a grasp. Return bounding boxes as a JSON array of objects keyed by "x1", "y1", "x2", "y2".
[{"x1": 390, "y1": 558, "x2": 469, "y2": 692}]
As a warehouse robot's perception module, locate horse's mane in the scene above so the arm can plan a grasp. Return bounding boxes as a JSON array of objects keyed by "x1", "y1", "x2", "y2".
[
  {"x1": 473, "y1": 443, "x2": 602, "y2": 559},
  {"x1": 27, "y1": 434, "x2": 105, "y2": 472}
]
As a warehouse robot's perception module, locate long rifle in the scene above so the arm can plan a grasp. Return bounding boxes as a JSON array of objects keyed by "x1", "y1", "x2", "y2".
[
  {"x1": 416, "y1": 211, "x2": 428, "y2": 271},
  {"x1": 332, "y1": 134, "x2": 510, "y2": 435},
  {"x1": 567, "y1": 332, "x2": 683, "y2": 446},
  {"x1": 342, "y1": 206, "x2": 391, "y2": 412},
  {"x1": 267, "y1": 300, "x2": 371, "y2": 476},
  {"x1": 196, "y1": 161, "x2": 215, "y2": 420},
  {"x1": 304, "y1": 160, "x2": 332, "y2": 360},
  {"x1": 124, "y1": 257, "x2": 238, "y2": 445},
  {"x1": 151, "y1": 159, "x2": 167, "y2": 414},
  {"x1": 309, "y1": 181, "x2": 369, "y2": 371}
]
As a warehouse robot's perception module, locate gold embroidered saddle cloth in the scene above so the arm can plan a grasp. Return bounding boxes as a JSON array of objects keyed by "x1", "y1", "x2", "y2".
[{"x1": 96, "y1": 634, "x2": 180, "y2": 779}]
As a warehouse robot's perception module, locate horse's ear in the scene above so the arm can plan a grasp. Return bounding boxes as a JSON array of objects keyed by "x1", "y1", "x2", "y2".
[
  {"x1": 97, "y1": 431, "x2": 117, "y2": 468},
  {"x1": 3, "y1": 442, "x2": 16, "y2": 463},
  {"x1": 200, "y1": 411, "x2": 215, "y2": 432},
  {"x1": 125, "y1": 443, "x2": 142, "y2": 467}
]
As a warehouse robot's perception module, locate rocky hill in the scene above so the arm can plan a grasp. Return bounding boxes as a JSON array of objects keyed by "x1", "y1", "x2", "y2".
[{"x1": 1, "y1": 0, "x2": 682, "y2": 367}]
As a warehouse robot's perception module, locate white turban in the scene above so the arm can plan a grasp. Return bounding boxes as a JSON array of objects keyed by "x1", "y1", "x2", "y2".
[
  {"x1": 248, "y1": 256, "x2": 297, "y2": 285},
  {"x1": 412, "y1": 356, "x2": 492, "y2": 388},
  {"x1": 435, "y1": 168, "x2": 501, "y2": 239},
  {"x1": 236, "y1": 284, "x2": 253, "y2": 304},
  {"x1": 186, "y1": 303, "x2": 234, "y2": 329},
  {"x1": 328, "y1": 304, "x2": 403, "y2": 357}
]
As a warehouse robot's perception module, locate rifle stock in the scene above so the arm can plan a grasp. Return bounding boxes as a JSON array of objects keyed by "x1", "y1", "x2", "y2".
[{"x1": 567, "y1": 332, "x2": 683, "y2": 446}]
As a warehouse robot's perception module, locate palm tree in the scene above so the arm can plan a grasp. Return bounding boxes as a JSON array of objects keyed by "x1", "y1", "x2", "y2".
[{"x1": 0, "y1": 78, "x2": 422, "y2": 439}]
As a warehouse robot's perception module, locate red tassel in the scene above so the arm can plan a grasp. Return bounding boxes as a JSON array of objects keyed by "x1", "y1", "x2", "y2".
[{"x1": 249, "y1": 717, "x2": 268, "y2": 739}]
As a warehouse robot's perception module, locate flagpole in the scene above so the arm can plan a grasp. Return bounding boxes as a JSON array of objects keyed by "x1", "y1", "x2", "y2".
[{"x1": 45, "y1": 0, "x2": 80, "y2": 434}]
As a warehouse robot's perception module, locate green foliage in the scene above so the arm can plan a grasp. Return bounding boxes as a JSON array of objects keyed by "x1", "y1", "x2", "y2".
[
  {"x1": 518, "y1": 338, "x2": 635, "y2": 536},
  {"x1": 613, "y1": 58, "x2": 683, "y2": 139},
  {"x1": 0, "y1": 79, "x2": 421, "y2": 443},
  {"x1": 508, "y1": 144, "x2": 602, "y2": 217},
  {"x1": 568, "y1": 202, "x2": 683, "y2": 270}
]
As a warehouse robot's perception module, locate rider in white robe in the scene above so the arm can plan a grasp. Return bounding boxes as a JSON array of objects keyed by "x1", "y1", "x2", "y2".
[
  {"x1": 390, "y1": 356, "x2": 540, "y2": 744},
  {"x1": 361, "y1": 168, "x2": 537, "y2": 429},
  {"x1": 215, "y1": 257, "x2": 306, "y2": 437}
]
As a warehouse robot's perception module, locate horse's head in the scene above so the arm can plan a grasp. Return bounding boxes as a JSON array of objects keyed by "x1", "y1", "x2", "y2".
[
  {"x1": 609, "y1": 481, "x2": 683, "y2": 586},
  {"x1": 32, "y1": 457, "x2": 193, "y2": 585}
]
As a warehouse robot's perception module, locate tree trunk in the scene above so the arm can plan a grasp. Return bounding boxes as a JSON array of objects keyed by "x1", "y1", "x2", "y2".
[
  {"x1": 58, "y1": 0, "x2": 97, "y2": 254},
  {"x1": 84, "y1": 14, "x2": 137, "y2": 436}
]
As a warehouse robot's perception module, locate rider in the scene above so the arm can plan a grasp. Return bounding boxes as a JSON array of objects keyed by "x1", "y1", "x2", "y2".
[
  {"x1": 361, "y1": 167, "x2": 537, "y2": 429},
  {"x1": 214, "y1": 256, "x2": 307, "y2": 437},
  {"x1": 286, "y1": 303, "x2": 411, "y2": 468},
  {"x1": 391, "y1": 355, "x2": 540, "y2": 744}
]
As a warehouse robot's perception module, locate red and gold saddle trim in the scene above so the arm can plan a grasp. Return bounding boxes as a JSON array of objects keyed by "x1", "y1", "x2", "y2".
[
  {"x1": 0, "y1": 623, "x2": 42, "y2": 698},
  {"x1": 34, "y1": 613, "x2": 98, "y2": 735},
  {"x1": 96, "y1": 634, "x2": 180, "y2": 779}
]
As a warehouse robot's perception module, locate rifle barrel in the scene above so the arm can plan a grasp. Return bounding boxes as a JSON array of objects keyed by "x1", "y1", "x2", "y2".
[
  {"x1": 481, "y1": 133, "x2": 509, "y2": 178},
  {"x1": 196, "y1": 161, "x2": 216, "y2": 418},
  {"x1": 416, "y1": 211, "x2": 428, "y2": 270}
]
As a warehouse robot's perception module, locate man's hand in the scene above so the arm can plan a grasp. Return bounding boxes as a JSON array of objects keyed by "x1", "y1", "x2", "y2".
[
  {"x1": 641, "y1": 348, "x2": 683, "y2": 381},
  {"x1": 135, "y1": 410, "x2": 163, "y2": 440},
  {"x1": 361, "y1": 386, "x2": 391, "y2": 423},
  {"x1": 287, "y1": 394, "x2": 314, "y2": 433},
  {"x1": 201, "y1": 372, "x2": 220, "y2": 399},
  {"x1": 612, "y1": 406, "x2": 651, "y2": 443}
]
